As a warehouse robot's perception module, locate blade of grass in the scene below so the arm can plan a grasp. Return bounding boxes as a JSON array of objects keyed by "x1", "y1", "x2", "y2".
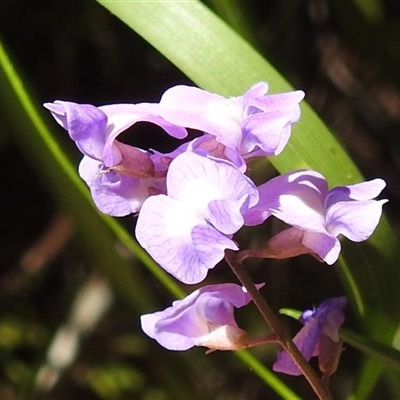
[
  {"x1": 341, "y1": 328, "x2": 400, "y2": 373},
  {"x1": 236, "y1": 351, "x2": 301, "y2": 400}
]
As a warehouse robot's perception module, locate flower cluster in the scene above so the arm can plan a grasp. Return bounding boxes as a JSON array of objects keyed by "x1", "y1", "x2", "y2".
[{"x1": 45, "y1": 82, "x2": 386, "y2": 378}]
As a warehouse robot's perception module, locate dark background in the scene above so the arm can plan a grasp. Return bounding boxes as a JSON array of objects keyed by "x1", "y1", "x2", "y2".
[{"x1": 1, "y1": 0, "x2": 400, "y2": 399}]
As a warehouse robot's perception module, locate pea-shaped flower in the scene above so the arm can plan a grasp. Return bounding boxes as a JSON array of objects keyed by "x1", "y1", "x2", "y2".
[
  {"x1": 159, "y1": 82, "x2": 304, "y2": 168},
  {"x1": 245, "y1": 170, "x2": 387, "y2": 264},
  {"x1": 135, "y1": 151, "x2": 259, "y2": 284},
  {"x1": 141, "y1": 283, "x2": 262, "y2": 351},
  {"x1": 273, "y1": 296, "x2": 347, "y2": 376},
  {"x1": 44, "y1": 101, "x2": 187, "y2": 216}
]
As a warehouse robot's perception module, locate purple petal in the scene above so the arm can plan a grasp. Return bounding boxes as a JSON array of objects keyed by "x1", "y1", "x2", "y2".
[
  {"x1": 246, "y1": 170, "x2": 328, "y2": 230},
  {"x1": 242, "y1": 91, "x2": 304, "y2": 156},
  {"x1": 135, "y1": 195, "x2": 237, "y2": 284},
  {"x1": 316, "y1": 297, "x2": 347, "y2": 341},
  {"x1": 140, "y1": 283, "x2": 257, "y2": 351},
  {"x1": 136, "y1": 153, "x2": 257, "y2": 283},
  {"x1": 78, "y1": 155, "x2": 102, "y2": 186},
  {"x1": 274, "y1": 317, "x2": 324, "y2": 376},
  {"x1": 301, "y1": 231, "x2": 341, "y2": 265},
  {"x1": 242, "y1": 110, "x2": 293, "y2": 156},
  {"x1": 324, "y1": 179, "x2": 387, "y2": 241},
  {"x1": 160, "y1": 85, "x2": 243, "y2": 150},
  {"x1": 274, "y1": 296, "x2": 347, "y2": 376},
  {"x1": 79, "y1": 155, "x2": 157, "y2": 216},
  {"x1": 159, "y1": 83, "x2": 304, "y2": 161},
  {"x1": 199, "y1": 283, "x2": 258, "y2": 309},
  {"x1": 79, "y1": 150, "x2": 160, "y2": 217},
  {"x1": 192, "y1": 224, "x2": 239, "y2": 265},
  {"x1": 243, "y1": 82, "x2": 269, "y2": 100},
  {"x1": 100, "y1": 102, "x2": 187, "y2": 139},
  {"x1": 186, "y1": 135, "x2": 247, "y2": 171},
  {"x1": 141, "y1": 287, "x2": 203, "y2": 350},
  {"x1": 150, "y1": 140, "x2": 193, "y2": 174},
  {"x1": 44, "y1": 101, "x2": 107, "y2": 160},
  {"x1": 247, "y1": 90, "x2": 305, "y2": 114},
  {"x1": 325, "y1": 178, "x2": 386, "y2": 205},
  {"x1": 100, "y1": 103, "x2": 187, "y2": 167},
  {"x1": 243, "y1": 205, "x2": 273, "y2": 226},
  {"x1": 90, "y1": 172, "x2": 152, "y2": 216},
  {"x1": 207, "y1": 199, "x2": 246, "y2": 235},
  {"x1": 166, "y1": 152, "x2": 259, "y2": 224},
  {"x1": 326, "y1": 199, "x2": 387, "y2": 242}
]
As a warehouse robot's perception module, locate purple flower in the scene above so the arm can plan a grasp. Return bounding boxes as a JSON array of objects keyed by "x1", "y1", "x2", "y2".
[
  {"x1": 135, "y1": 151, "x2": 259, "y2": 284},
  {"x1": 141, "y1": 283, "x2": 263, "y2": 351},
  {"x1": 159, "y1": 82, "x2": 304, "y2": 168},
  {"x1": 245, "y1": 170, "x2": 387, "y2": 264},
  {"x1": 273, "y1": 296, "x2": 347, "y2": 376},
  {"x1": 44, "y1": 101, "x2": 187, "y2": 216}
]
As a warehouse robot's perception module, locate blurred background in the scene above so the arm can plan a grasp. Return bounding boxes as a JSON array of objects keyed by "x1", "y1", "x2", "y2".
[{"x1": 1, "y1": 0, "x2": 400, "y2": 399}]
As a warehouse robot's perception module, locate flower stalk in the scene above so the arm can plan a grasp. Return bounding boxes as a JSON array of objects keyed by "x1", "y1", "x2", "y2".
[{"x1": 224, "y1": 249, "x2": 333, "y2": 400}]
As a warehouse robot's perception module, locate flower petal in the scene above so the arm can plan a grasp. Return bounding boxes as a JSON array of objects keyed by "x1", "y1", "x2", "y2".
[
  {"x1": 166, "y1": 152, "x2": 259, "y2": 221},
  {"x1": 135, "y1": 195, "x2": 237, "y2": 284},
  {"x1": 274, "y1": 317, "x2": 323, "y2": 376},
  {"x1": 100, "y1": 102, "x2": 187, "y2": 167},
  {"x1": 78, "y1": 155, "x2": 102, "y2": 186},
  {"x1": 326, "y1": 199, "x2": 387, "y2": 241},
  {"x1": 140, "y1": 283, "x2": 257, "y2": 351},
  {"x1": 79, "y1": 154, "x2": 157, "y2": 216},
  {"x1": 325, "y1": 178, "x2": 386, "y2": 205},
  {"x1": 242, "y1": 82, "x2": 269, "y2": 100},
  {"x1": 242, "y1": 90, "x2": 304, "y2": 156},
  {"x1": 44, "y1": 101, "x2": 107, "y2": 160},
  {"x1": 207, "y1": 199, "x2": 246, "y2": 235},
  {"x1": 246, "y1": 170, "x2": 328, "y2": 230},
  {"x1": 316, "y1": 296, "x2": 347, "y2": 341},
  {"x1": 90, "y1": 172, "x2": 151, "y2": 216},
  {"x1": 301, "y1": 231, "x2": 341, "y2": 265},
  {"x1": 274, "y1": 296, "x2": 347, "y2": 376},
  {"x1": 160, "y1": 85, "x2": 243, "y2": 149}
]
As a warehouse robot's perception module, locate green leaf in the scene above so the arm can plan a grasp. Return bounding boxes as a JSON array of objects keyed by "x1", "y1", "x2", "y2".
[
  {"x1": 235, "y1": 351, "x2": 301, "y2": 400},
  {"x1": 279, "y1": 309, "x2": 302, "y2": 321},
  {"x1": 340, "y1": 328, "x2": 400, "y2": 373},
  {"x1": 96, "y1": 1, "x2": 400, "y2": 397}
]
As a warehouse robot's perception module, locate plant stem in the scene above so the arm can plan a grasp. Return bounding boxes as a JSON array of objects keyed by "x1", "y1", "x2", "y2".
[
  {"x1": 245, "y1": 333, "x2": 278, "y2": 348},
  {"x1": 225, "y1": 250, "x2": 333, "y2": 400}
]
